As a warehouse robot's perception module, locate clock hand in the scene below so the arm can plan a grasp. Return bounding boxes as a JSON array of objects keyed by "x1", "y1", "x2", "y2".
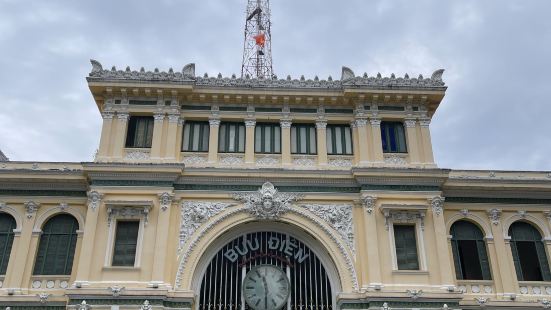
[{"x1": 262, "y1": 275, "x2": 268, "y2": 309}]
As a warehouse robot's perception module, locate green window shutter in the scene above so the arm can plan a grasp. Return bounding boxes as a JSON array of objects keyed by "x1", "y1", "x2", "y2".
[
  {"x1": 33, "y1": 215, "x2": 78, "y2": 275},
  {"x1": 535, "y1": 241, "x2": 551, "y2": 281},
  {"x1": 509, "y1": 241, "x2": 524, "y2": 281},
  {"x1": 394, "y1": 225, "x2": 419, "y2": 270},
  {"x1": 0, "y1": 213, "x2": 16, "y2": 275},
  {"x1": 476, "y1": 240, "x2": 492, "y2": 280},
  {"x1": 112, "y1": 221, "x2": 140, "y2": 267},
  {"x1": 450, "y1": 239, "x2": 463, "y2": 280}
]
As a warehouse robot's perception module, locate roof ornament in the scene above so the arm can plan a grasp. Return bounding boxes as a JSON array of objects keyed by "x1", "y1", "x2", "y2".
[
  {"x1": 90, "y1": 59, "x2": 103, "y2": 72},
  {"x1": 377, "y1": 72, "x2": 382, "y2": 78},
  {"x1": 341, "y1": 66, "x2": 355, "y2": 81},
  {"x1": 431, "y1": 69, "x2": 445, "y2": 82},
  {"x1": 125, "y1": 66, "x2": 130, "y2": 72},
  {"x1": 182, "y1": 63, "x2": 195, "y2": 77}
]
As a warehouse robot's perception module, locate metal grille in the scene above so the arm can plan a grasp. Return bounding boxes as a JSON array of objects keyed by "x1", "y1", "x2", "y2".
[{"x1": 199, "y1": 231, "x2": 333, "y2": 310}]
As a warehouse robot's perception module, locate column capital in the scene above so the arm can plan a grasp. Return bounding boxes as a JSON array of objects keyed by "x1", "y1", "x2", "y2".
[
  {"x1": 209, "y1": 117, "x2": 221, "y2": 127},
  {"x1": 316, "y1": 119, "x2": 327, "y2": 129},
  {"x1": 168, "y1": 113, "x2": 181, "y2": 124},
  {"x1": 349, "y1": 120, "x2": 357, "y2": 129},
  {"x1": 117, "y1": 112, "x2": 130, "y2": 121},
  {"x1": 361, "y1": 195, "x2": 377, "y2": 214},
  {"x1": 487, "y1": 208, "x2": 502, "y2": 225},
  {"x1": 245, "y1": 118, "x2": 256, "y2": 128},
  {"x1": 101, "y1": 111, "x2": 115, "y2": 120},
  {"x1": 429, "y1": 196, "x2": 445, "y2": 216},
  {"x1": 154, "y1": 112, "x2": 166, "y2": 122},
  {"x1": 280, "y1": 118, "x2": 292, "y2": 129},
  {"x1": 404, "y1": 119, "x2": 417, "y2": 128},
  {"x1": 355, "y1": 118, "x2": 368, "y2": 128},
  {"x1": 369, "y1": 118, "x2": 381, "y2": 127},
  {"x1": 87, "y1": 190, "x2": 103, "y2": 211},
  {"x1": 419, "y1": 118, "x2": 431, "y2": 127}
]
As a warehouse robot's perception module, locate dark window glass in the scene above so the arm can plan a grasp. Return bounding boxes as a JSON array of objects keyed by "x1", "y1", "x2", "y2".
[
  {"x1": 0, "y1": 213, "x2": 16, "y2": 274},
  {"x1": 394, "y1": 225, "x2": 419, "y2": 270},
  {"x1": 33, "y1": 215, "x2": 78, "y2": 275},
  {"x1": 255, "y1": 123, "x2": 281, "y2": 154},
  {"x1": 450, "y1": 221, "x2": 492, "y2": 280},
  {"x1": 218, "y1": 122, "x2": 246, "y2": 153},
  {"x1": 381, "y1": 121, "x2": 407, "y2": 153},
  {"x1": 509, "y1": 222, "x2": 551, "y2": 281},
  {"x1": 326, "y1": 125, "x2": 353, "y2": 155},
  {"x1": 183, "y1": 121, "x2": 210, "y2": 152},
  {"x1": 112, "y1": 221, "x2": 140, "y2": 267},
  {"x1": 125, "y1": 116, "x2": 154, "y2": 148},
  {"x1": 291, "y1": 124, "x2": 317, "y2": 155}
]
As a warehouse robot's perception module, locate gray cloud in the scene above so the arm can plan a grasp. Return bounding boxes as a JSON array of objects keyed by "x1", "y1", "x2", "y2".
[{"x1": 0, "y1": 0, "x2": 549, "y2": 170}]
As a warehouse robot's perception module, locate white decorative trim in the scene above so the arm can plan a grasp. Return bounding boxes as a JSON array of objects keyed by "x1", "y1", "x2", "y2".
[
  {"x1": 179, "y1": 201, "x2": 235, "y2": 251},
  {"x1": 419, "y1": 118, "x2": 431, "y2": 127},
  {"x1": 315, "y1": 119, "x2": 327, "y2": 129},
  {"x1": 208, "y1": 118, "x2": 220, "y2": 127},
  {"x1": 107, "y1": 205, "x2": 151, "y2": 227},
  {"x1": 232, "y1": 182, "x2": 303, "y2": 220},
  {"x1": 101, "y1": 111, "x2": 115, "y2": 120},
  {"x1": 328, "y1": 156, "x2": 353, "y2": 168},
  {"x1": 33, "y1": 205, "x2": 85, "y2": 232},
  {"x1": 108, "y1": 285, "x2": 125, "y2": 297},
  {"x1": 300, "y1": 204, "x2": 355, "y2": 256},
  {"x1": 244, "y1": 119, "x2": 256, "y2": 128},
  {"x1": 168, "y1": 114, "x2": 181, "y2": 123},
  {"x1": 182, "y1": 154, "x2": 208, "y2": 166},
  {"x1": 117, "y1": 112, "x2": 130, "y2": 121},
  {"x1": 141, "y1": 300, "x2": 152, "y2": 310},
  {"x1": 158, "y1": 192, "x2": 174, "y2": 212},
  {"x1": 430, "y1": 196, "x2": 445, "y2": 216},
  {"x1": 354, "y1": 118, "x2": 368, "y2": 128},
  {"x1": 446, "y1": 212, "x2": 493, "y2": 240},
  {"x1": 255, "y1": 155, "x2": 280, "y2": 166},
  {"x1": 404, "y1": 119, "x2": 417, "y2": 128},
  {"x1": 503, "y1": 212, "x2": 551, "y2": 239},
  {"x1": 125, "y1": 149, "x2": 150, "y2": 161},
  {"x1": 384, "y1": 153, "x2": 408, "y2": 166},
  {"x1": 292, "y1": 155, "x2": 317, "y2": 167},
  {"x1": 280, "y1": 119, "x2": 292, "y2": 129},
  {"x1": 219, "y1": 154, "x2": 244, "y2": 166},
  {"x1": 487, "y1": 208, "x2": 501, "y2": 226},
  {"x1": 24, "y1": 201, "x2": 40, "y2": 219},
  {"x1": 87, "y1": 191, "x2": 103, "y2": 211},
  {"x1": 369, "y1": 118, "x2": 381, "y2": 127},
  {"x1": 362, "y1": 195, "x2": 377, "y2": 214},
  {"x1": 153, "y1": 113, "x2": 165, "y2": 122}
]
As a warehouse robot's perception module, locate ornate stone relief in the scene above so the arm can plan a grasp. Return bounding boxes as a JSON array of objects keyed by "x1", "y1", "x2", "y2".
[
  {"x1": 474, "y1": 297, "x2": 488, "y2": 306},
  {"x1": 300, "y1": 204, "x2": 355, "y2": 256},
  {"x1": 280, "y1": 119, "x2": 292, "y2": 129},
  {"x1": 141, "y1": 300, "x2": 152, "y2": 310},
  {"x1": 24, "y1": 201, "x2": 40, "y2": 219},
  {"x1": 158, "y1": 192, "x2": 174, "y2": 212},
  {"x1": 87, "y1": 191, "x2": 103, "y2": 211},
  {"x1": 328, "y1": 156, "x2": 353, "y2": 168},
  {"x1": 460, "y1": 209, "x2": 469, "y2": 217},
  {"x1": 362, "y1": 195, "x2": 377, "y2": 214},
  {"x1": 406, "y1": 289, "x2": 423, "y2": 300},
  {"x1": 77, "y1": 300, "x2": 90, "y2": 310},
  {"x1": 245, "y1": 119, "x2": 256, "y2": 128},
  {"x1": 292, "y1": 156, "x2": 317, "y2": 168},
  {"x1": 384, "y1": 154, "x2": 408, "y2": 166},
  {"x1": 430, "y1": 196, "x2": 445, "y2": 216},
  {"x1": 179, "y1": 201, "x2": 235, "y2": 251},
  {"x1": 182, "y1": 154, "x2": 208, "y2": 166},
  {"x1": 125, "y1": 150, "x2": 150, "y2": 161},
  {"x1": 108, "y1": 285, "x2": 125, "y2": 297},
  {"x1": 232, "y1": 182, "x2": 303, "y2": 220},
  {"x1": 106, "y1": 205, "x2": 151, "y2": 227},
  {"x1": 37, "y1": 293, "x2": 50, "y2": 303},
  {"x1": 382, "y1": 209, "x2": 425, "y2": 231},
  {"x1": 255, "y1": 155, "x2": 280, "y2": 166},
  {"x1": 219, "y1": 154, "x2": 244, "y2": 166},
  {"x1": 487, "y1": 208, "x2": 501, "y2": 225}
]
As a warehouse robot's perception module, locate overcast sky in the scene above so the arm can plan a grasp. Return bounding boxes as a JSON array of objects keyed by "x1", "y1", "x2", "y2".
[{"x1": 0, "y1": 0, "x2": 550, "y2": 171}]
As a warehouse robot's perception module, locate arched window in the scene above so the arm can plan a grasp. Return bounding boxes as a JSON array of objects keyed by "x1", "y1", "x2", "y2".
[
  {"x1": 450, "y1": 220, "x2": 491, "y2": 280},
  {"x1": 509, "y1": 221, "x2": 551, "y2": 281},
  {"x1": 0, "y1": 213, "x2": 16, "y2": 275},
  {"x1": 33, "y1": 214, "x2": 78, "y2": 275}
]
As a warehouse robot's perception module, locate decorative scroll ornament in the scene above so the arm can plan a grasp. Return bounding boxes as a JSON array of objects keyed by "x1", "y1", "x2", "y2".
[
  {"x1": 487, "y1": 208, "x2": 501, "y2": 225},
  {"x1": 37, "y1": 293, "x2": 50, "y2": 303},
  {"x1": 107, "y1": 206, "x2": 151, "y2": 227},
  {"x1": 301, "y1": 204, "x2": 355, "y2": 256},
  {"x1": 24, "y1": 201, "x2": 40, "y2": 218},
  {"x1": 406, "y1": 289, "x2": 423, "y2": 300},
  {"x1": 158, "y1": 192, "x2": 173, "y2": 212},
  {"x1": 362, "y1": 195, "x2": 377, "y2": 214},
  {"x1": 141, "y1": 300, "x2": 152, "y2": 310},
  {"x1": 430, "y1": 196, "x2": 445, "y2": 216},
  {"x1": 232, "y1": 182, "x2": 304, "y2": 220},
  {"x1": 108, "y1": 285, "x2": 125, "y2": 297},
  {"x1": 87, "y1": 191, "x2": 103, "y2": 211},
  {"x1": 381, "y1": 303, "x2": 389, "y2": 310},
  {"x1": 541, "y1": 299, "x2": 551, "y2": 309},
  {"x1": 179, "y1": 201, "x2": 235, "y2": 251},
  {"x1": 475, "y1": 296, "x2": 488, "y2": 306},
  {"x1": 78, "y1": 301, "x2": 90, "y2": 310}
]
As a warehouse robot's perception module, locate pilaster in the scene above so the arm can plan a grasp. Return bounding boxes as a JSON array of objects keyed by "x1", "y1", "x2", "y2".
[
  {"x1": 429, "y1": 196, "x2": 455, "y2": 288},
  {"x1": 97, "y1": 110, "x2": 115, "y2": 160},
  {"x1": 349, "y1": 121, "x2": 359, "y2": 165},
  {"x1": 316, "y1": 119, "x2": 328, "y2": 166},
  {"x1": 208, "y1": 117, "x2": 220, "y2": 163},
  {"x1": 355, "y1": 118, "x2": 369, "y2": 166},
  {"x1": 487, "y1": 209, "x2": 518, "y2": 295},
  {"x1": 113, "y1": 112, "x2": 129, "y2": 159},
  {"x1": 164, "y1": 113, "x2": 181, "y2": 162},
  {"x1": 245, "y1": 118, "x2": 256, "y2": 164},
  {"x1": 280, "y1": 119, "x2": 292, "y2": 166},
  {"x1": 151, "y1": 193, "x2": 174, "y2": 287},
  {"x1": 405, "y1": 119, "x2": 421, "y2": 164},
  {"x1": 74, "y1": 191, "x2": 103, "y2": 287},
  {"x1": 361, "y1": 195, "x2": 382, "y2": 288},
  {"x1": 6, "y1": 203, "x2": 38, "y2": 289},
  {"x1": 419, "y1": 118, "x2": 435, "y2": 166},
  {"x1": 150, "y1": 111, "x2": 166, "y2": 160},
  {"x1": 369, "y1": 117, "x2": 384, "y2": 163}
]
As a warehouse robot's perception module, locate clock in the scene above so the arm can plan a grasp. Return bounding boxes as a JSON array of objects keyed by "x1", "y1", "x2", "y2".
[{"x1": 243, "y1": 265, "x2": 290, "y2": 310}]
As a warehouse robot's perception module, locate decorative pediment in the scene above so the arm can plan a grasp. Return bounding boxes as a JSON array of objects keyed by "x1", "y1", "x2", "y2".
[
  {"x1": 105, "y1": 201, "x2": 152, "y2": 227},
  {"x1": 380, "y1": 204, "x2": 427, "y2": 231},
  {"x1": 232, "y1": 182, "x2": 303, "y2": 220}
]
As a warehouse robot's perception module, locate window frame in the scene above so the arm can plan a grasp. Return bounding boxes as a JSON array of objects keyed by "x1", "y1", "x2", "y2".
[
  {"x1": 326, "y1": 124, "x2": 353, "y2": 155},
  {"x1": 182, "y1": 121, "x2": 210, "y2": 152},
  {"x1": 0, "y1": 213, "x2": 16, "y2": 275},
  {"x1": 509, "y1": 221, "x2": 551, "y2": 282},
  {"x1": 111, "y1": 220, "x2": 141, "y2": 267},
  {"x1": 218, "y1": 122, "x2": 246, "y2": 153},
  {"x1": 450, "y1": 220, "x2": 492, "y2": 280},
  {"x1": 125, "y1": 115, "x2": 154, "y2": 148},
  {"x1": 254, "y1": 122, "x2": 281, "y2": 154},
  {"x1": 380, "y1": 121, "x2": 407, "y2": 153},
  {"x1": 392, "y1": 224, "x2": 420, "y2": 271},
  {"x1": 291, "y1": 123, "x2": 317, "y2": 155}
]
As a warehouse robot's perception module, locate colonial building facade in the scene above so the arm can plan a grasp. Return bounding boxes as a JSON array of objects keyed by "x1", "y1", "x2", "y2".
[{"x1": 0, "y1": 61, "x2": 550, "y2": 310}]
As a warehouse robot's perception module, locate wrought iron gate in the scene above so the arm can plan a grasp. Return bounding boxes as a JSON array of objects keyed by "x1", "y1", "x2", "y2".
[{"x1": 199, "y1": 231, "x2": 333, "y2": 310}]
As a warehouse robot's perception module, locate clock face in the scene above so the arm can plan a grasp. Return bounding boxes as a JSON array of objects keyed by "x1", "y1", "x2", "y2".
[{"x1": 243, "y1": 265, "x2": 290, "y2": 310}]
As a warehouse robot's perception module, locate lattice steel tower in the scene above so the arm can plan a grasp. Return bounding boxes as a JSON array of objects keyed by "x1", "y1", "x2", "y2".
[{"x1": 241, "y1": 0, "x2": 274, "y2": 79}]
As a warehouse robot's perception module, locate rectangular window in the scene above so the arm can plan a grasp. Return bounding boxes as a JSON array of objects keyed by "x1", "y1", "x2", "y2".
[
  {"x1": 326, "y1": 125, "x2": 353, "y2": 155},
  {"x1": 182, "y1": 121, "x2": 210, "y2": 152},
  {"x1": 291, "y1": 124, "x2": 317, "y2": 155},
  {"x1": 112, "y1": 221, "x2": 140, "y2": 267},
  {"x1": 255, "y1": 123, "x2": 281, "y2": 154},
  {"x1": 218, "y1": 122, "x2": 246, "y2": 153},
  {"x1": 381, "y1": 121, "x2": 407, "y2": 153},
  {"x1": 394, "y1": 225, "x2": 419, "y2": 270},
  {"x1": 125, "y1": 116, "x2": 154, "y2": 148}
]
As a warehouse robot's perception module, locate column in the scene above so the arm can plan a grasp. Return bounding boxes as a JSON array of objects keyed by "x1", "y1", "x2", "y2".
[
  {"x1": 355, "y1": 118, "x2": 370, "y2": 166},
  {"x1": 280, "y1": 119, "x2": 292, "y2": 166},
  {"x1": 488, "y1": 209, "x2": 518, "y2": 295},
  {"x1": 164, "y1": 113, "x2": 181, "y2": 161},
  {"x1": 74, "y1": 191, "x2": 102, "y2": 286},
  {"x1": 208, "y1": 118, "x2": 220, "y2": 163},
  {"x1": 150, "y1": 112, "x2": 166, "y2": 160},
  {"x1": 175, "y1": 118, "x2": 185, "y2": 162},
  {"x1": 350, "y1": 121, "x2": 359, "y2": 165},
  {"x1": 112, "y1": 112, "x2": 129, "y2": 158},
  {"x1": 5, "y1": 205, "x2": 37, "y2": 290},
  {"x1": 244, "y1": 119, "x2": 256, "y2": 164},
  {"x1": 361, "y1": 195, "x2": 382, "y2": 288},
  {"x1": 151, "y1": 193, "x2": 174, "y2": 286},
  {"x1": 430, "y1": 197, "x2": 455, "y2": 288},
  {"x1": 419, "y1": 118, "x2": 435, "y2": 165},
  {"x1": 316, "y1": 119, "x2": 328, "y2": 166},
  {"x1": 370, "y1": 117, "x2": 384, "y2": 163},
  {"x1": 97, "y1": 111, "x2": 115, "y2": 160},
  {"x1": 404, "y1": 119, "x2": 421, "y2": 164}
]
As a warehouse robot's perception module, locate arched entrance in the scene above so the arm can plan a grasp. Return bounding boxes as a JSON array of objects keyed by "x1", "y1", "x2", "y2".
[{"x1": 195, "y1": 225, "x2": 337, "y2": 310}]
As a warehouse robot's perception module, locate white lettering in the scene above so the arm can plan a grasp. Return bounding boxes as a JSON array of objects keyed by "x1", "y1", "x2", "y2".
[
  {"x1": 268, "y1": 236, "x2": 280, "y2": 250},
  {"x1": 224, "y1": 249, "x2": 238, "y2": 262},
  {"x1": 294, "y1": 247, "x2": 309, "y2": 263}
]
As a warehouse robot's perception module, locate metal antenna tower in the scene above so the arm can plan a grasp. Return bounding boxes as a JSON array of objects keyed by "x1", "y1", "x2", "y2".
[{"x1": 241, "y1": 0, "x2": 274, "y2": 79}]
